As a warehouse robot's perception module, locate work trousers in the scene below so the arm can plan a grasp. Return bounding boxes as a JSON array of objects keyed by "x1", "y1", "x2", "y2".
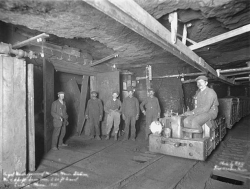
[
  {"x1": 145, "y1": 111, "x2": 158, "y2": 138},
  {"x1": 106, "y1": 111, "x2": 120, "y2": 135},
  {"x1": 183, "y1": 113, "x2": 212, "y2": 132},
  {"x1": 52, "y1": 124, "x2": 66, "y2": 148},
  {"x1": 89, "y1": 115, "x2": 100, "y2": 136},
  {"x1": 124, "y1": 116, "x2": 136, "y2": 139}
]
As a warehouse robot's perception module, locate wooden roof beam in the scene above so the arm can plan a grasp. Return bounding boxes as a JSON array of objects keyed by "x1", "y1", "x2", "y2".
[
  {"x1": 84, "y1": 0, "x2": 235, "y2": 85},
  {"x1": 189, "y1": 24, "x2": 250, "y2": 50}
]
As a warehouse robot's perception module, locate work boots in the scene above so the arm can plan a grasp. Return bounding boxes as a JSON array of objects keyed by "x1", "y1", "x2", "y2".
[{"x1": 96, "y1": 136, "x2": 101, "y2": 140}]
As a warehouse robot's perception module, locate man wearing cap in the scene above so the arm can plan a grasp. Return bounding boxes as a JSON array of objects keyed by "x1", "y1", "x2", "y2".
[
  {"x1": 51, "y1": 91, "x2": 69, "y2": 150},
  {"x1": 104, "y1": 91, "x2": 122, "y2": 140},
  {"x1": 85, "y1": 91, "x2": 103, "y2": 140},
  {"x1": 140, "y1": 89, "x2": 161, "y2": 140},
  {"x1": 121, "y1": 88, "x2": 139, "y2": 141},
  {"x1": 183, "y1": 76, "x2": 219, "y2": 136}
]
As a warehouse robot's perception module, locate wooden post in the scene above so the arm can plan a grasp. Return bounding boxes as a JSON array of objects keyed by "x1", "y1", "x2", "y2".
[
  {"x1": 27, "y1": 64, "x2": 35, "y2": 171},
  {"x1": 76, "y1": 76, "x2": 89, "y2": 135},
  {"x1": 43, "y1": 59, "x2": 54, "y2": 153},
  {"x1": 0, "y1": 56, "x2": 3, "y2": 180}
]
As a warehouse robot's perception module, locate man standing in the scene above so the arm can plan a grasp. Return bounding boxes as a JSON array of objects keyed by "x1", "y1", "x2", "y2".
[
  {"x1": 183, "y1": 76, "x2": 219, "y2": 136},
  {"x1": 140, "y1": 89, "x2": 161, "y2": 140},
  {"x1": 85, "y1": 91, "x2": 103, "y2": 140},
  {"x1": 51, "y1": 91, "x2": 69, "y2": 150},
  {"x1": 104, "y1": 91, "x2": 122, "y2": 140},
  {"x1": 122, "y1": 88, "x2": 139, "y2": 141}
]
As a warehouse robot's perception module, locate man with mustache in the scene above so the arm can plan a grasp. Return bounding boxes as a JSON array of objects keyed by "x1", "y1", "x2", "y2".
[
  {"x1": 51, "y1": 91, "x2": 69, "y2": 150},
  {"x1": 183, "y1": 76, "x2": 219, "y2": 138}
]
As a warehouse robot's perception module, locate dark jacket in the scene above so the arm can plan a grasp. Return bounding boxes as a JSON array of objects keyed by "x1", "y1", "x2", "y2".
[
  {"x1": 140, "y1": 96, "x2": 161, "y2": 115},
  {"x1": 122, "y1": 96, "x2": 139, "y2": 117},
  {"x1": 193, "y1": 87, "x2": 219, "y2": 119},
  {"x1": 104, "y1": 98, "x2": 122, "y2": 114},
  {"x1": 85, "y1": 98, "x2": 103, "y2": 118},
  {"x1": 51, "y1": 99, "x2": 68, "y2": 127}
]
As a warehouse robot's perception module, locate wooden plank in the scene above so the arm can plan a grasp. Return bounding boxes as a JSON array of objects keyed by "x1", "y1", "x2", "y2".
[
  {"x1": 2, "y1": 56, "x2": 14, "y2": 174},
  {"x1": 177, "y1": 33, "x2": 196, "y2": 45},
  {"x1": 89, "y1": 53, "x2": 118, "y2": 67},
  {"x1": 0, "y1": 56, "x2": 3, "y2": 180},
  {"x1": 182, "y1": 24, "x2": 187, "y2": 45},
  {"x1": 43, "y1": 59, "x2": 54, "y2": 153},
  {"x1": 13, "y1": 58, "x2": 26, "y2": 173},
  {"x1": 66, "y1": 78, "x2": 81, "y2": 134},
  {"x1": 96, "y1": 71, "x2": 120, "y2": 135},
  {"x1": 76, "y1": 76, "x2": 89, "y2": 135},
  {"x1": 85, "y1": 0, "x2": 235, "y2": 85},
  {"x1": 27, "y1": 64, "x2": 35, "y2": 171},
  {"x1": 189, "y1": 24, "x2": 250, "y2": 50},
  {"x1": 90, "y1": 76, "x2": 97, "y2": 92},
  {"x1": 2, "y1": 57, "x2": 26, "y2": 174}
]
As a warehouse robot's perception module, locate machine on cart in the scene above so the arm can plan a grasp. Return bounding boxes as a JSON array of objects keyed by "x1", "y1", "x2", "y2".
[{"x1": 149, "y1": 115, "x2": 226, "y2": 161}]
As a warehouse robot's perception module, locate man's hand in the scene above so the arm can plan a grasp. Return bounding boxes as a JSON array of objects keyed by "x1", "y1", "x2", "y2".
[
  {"x1": 122, "y1": 114, "x2": 126, "y2": 120},
  {"x1": 183, "y1": 111, "x2": 193, "y2": 116},
  {"x1": 142, "y1": 110, "x2": 146, "y2": 115},
  {"x1": 85, "y1": 115, "x2": 89, "y2": 119},
  {"x1": 136, "y1": 115, "x2": 139, "y2": 120},
  {"x1": 60, "y1": 117, "x2": 63, "y2": 122}
]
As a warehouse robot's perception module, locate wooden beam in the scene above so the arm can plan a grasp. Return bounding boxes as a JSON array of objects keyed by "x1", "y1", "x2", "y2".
[
  {"x1": 84, "y1": 0, "x2": 235, "y2": 85},
  {"x1": 189, "y1": 24, "x2": 250, "y2": 50},
  {"x1": 177, "y1": 33, "x2": 196, "y2": 45},
  {"x1": 50, "y1": 59, "x2": 110, "y2": 76},
  {"x1": 89, "y1": 53, "x2": 118, "y2": 67},
  {"x1": 12, "y1": 33, "x2": 49, "y2": 49},
  {"x1": 182, "y1": 24, "x2": 187, "y2": 45},
  {"x1": 76, "y1": 76, "x2": 89, "y2": 135},
  {"x1": 0, "y1": 56, "x2": 3, "y2": 180},
  {"x1": 27, "y1": 64, "x2": 35, "y2": 171},
  {"x1": 235, "y1": 76, "x2": 249, "y2": 81}
]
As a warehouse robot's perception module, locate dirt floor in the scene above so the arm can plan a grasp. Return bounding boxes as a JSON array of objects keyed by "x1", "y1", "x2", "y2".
[{"x1": 2, "y1": 116, "x2": 250, "y2": 189}]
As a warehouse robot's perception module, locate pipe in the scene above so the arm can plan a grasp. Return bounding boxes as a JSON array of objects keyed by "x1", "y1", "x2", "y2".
[
  {"x1": 234, "y1": 77, "x2": 249, "y2": 81},
  {"x1": 136, "y1": 65, "x2": 250, "y2": 80},
  {"x1": 217, "y1": 67, "x2": 250, "y2": 74},
  {"x1": 136, "y1": 72, "x2": 202, "y2": 80},
  {"x1": 0, "y1": 42, "x2": 37, "y2": 59},
  {"x1": 12, "y1": 33, "x2": 49, "y2": 49},
  {"x1": 223, "y1": 71, "x2": 250, "y2": 77}
]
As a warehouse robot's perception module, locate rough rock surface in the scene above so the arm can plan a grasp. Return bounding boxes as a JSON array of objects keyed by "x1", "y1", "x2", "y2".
[{"x1": 0, "y1": 0, "x2": 249, "y2": 71}]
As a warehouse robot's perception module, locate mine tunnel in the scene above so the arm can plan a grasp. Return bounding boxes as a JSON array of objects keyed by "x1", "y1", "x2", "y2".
[{"x1": 0, "y1": 0, "x2": 249, "y2": 188}]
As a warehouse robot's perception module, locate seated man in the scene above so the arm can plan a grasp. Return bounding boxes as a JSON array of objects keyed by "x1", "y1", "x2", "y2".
[{"x1": 183, "y1": 76, "x2": 219, "y2": 134}]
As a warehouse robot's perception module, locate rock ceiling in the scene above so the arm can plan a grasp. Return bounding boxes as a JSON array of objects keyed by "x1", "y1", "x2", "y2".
[{"x1": 0, "y1": 0, "x2": 249, "y2": 74}]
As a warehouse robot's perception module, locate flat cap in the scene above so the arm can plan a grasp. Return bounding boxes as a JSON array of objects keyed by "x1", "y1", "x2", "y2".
[
  {"x1": 195, "y1": 75, "x2": 208, "y2": 81},
  {"x1": 112, "y1": 91, "x2": 119, "y2": 95},
  {"x1": 91, "y1": 91, "x2": 98, "y2": 94},
  {"x1": 58, "y1": 91, "x2": 65, "y2": 95}
]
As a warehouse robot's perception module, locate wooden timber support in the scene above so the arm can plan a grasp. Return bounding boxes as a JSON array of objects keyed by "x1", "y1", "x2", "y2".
[
  {"x1": 189, "y1": 24, "x2": 250, "y2": 50},
  {"x1": 12, "y1": 33, "x2": 49, "y2": 49},
  {"x1": 89, "y1": 53, "x2": 119, "y2": 67},
  {"x1": 84, "y1": 0, "x2": 236, "y2": 85}
]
